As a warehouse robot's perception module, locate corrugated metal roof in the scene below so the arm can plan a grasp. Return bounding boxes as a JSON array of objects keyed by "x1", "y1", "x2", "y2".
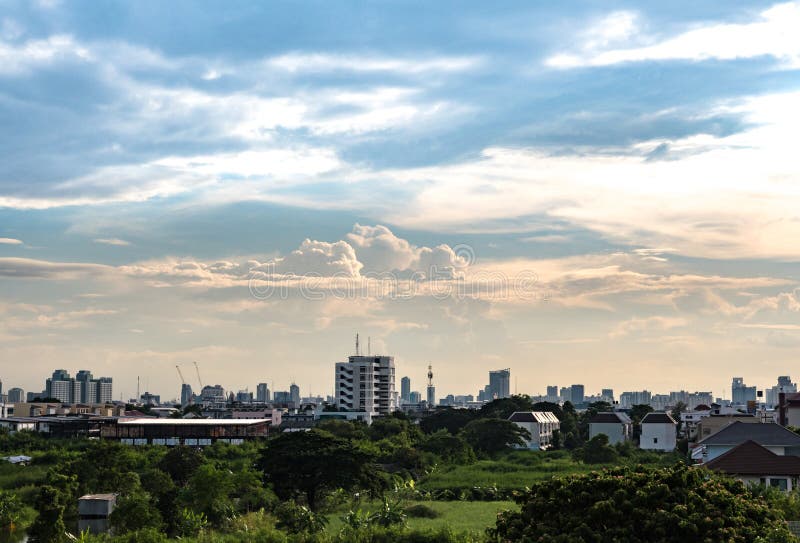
[{"x1": 116, "y1": 418, "x2": 269, "y2": 425}]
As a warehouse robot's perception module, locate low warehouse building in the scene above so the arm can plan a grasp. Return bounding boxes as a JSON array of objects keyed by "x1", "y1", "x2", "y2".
[{"x1": 100, "y1": 417, "x2": 270, "y2": 445}]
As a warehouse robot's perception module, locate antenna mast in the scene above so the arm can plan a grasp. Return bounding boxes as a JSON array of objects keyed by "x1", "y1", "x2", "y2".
[{"x1": 355, "y1": 333, "x2": 360, "y2": 356}]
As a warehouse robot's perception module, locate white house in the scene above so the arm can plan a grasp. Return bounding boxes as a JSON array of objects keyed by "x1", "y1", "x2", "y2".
[
  {"x1": 508, "y1": 411, "x2": 560, "y2": 449},
  {"x1": 589, "y1": 412, "x2": 632, "y2": 445},
  {"x1": 640, "y1": 412, "x2": 677, "y2": 451}
]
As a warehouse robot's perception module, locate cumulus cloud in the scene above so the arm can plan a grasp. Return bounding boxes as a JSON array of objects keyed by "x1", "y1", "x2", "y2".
[
  {"x1": 547, "y1": 2, "x2": 800, "y2": 69},
  {"x1": 0, "y1": 238, "x2": 23, "y2": 245}
]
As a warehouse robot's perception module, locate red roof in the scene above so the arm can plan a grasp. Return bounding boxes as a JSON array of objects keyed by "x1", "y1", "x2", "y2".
[{"x1": 704, "y1": 440, "x2": 800, "y2": 476}]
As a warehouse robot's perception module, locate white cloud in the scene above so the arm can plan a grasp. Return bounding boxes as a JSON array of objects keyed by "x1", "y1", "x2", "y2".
[
  {"x1": 548, "y1": 2, "x2": 800, "y2": 69},
  {"x1": 94, "y1": 238, "x2": 131, "y2": 246},
  {"x1": 0, "y1": 238, "x2": 23, "y2": 245},
  {"x1": 268, "y1": 53, "x2": 482, "y2": 74}
]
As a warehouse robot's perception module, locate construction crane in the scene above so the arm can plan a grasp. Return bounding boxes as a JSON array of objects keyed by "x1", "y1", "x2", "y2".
[
  {"x1": 176, "y1": 365, "x2": 186, "y2": 384},
  {"x1": 193, "y1": 361, "x2": 204, "y2": 390}
]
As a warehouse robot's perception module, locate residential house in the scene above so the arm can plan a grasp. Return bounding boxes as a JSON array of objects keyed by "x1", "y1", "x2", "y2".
[
  {"x1": 694, "y1": 422, "x2": 800, "y2": 463},
  {"x1": 694, "y1": 413, "x2": 762, "y2": 442},
  {"x1": 705, "y1": 440, "x2": 800, "y2": 491},
  {"x1": 508, "y1": 411, "x2": 561, "y2": 450},
  {"x1": 640, "y1": 412, "x2": 677, "y2": 451},
  {"x1": 589, "y1": 412, "x2": 632, "y2": 445}
]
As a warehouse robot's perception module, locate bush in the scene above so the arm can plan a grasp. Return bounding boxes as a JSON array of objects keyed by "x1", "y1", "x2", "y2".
[
  {"x1": 491, "y1": 464, "x2": 796, "y2": 542},
  {"x1": 405, "y1": 504, "x2": 440, "y2": 519},
  {"x1": 274, "y1": 501, "x2": 328, "y2": 534}
]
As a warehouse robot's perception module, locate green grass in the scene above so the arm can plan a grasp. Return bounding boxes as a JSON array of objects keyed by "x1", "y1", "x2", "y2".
[
  {"x1": 326, "y1": 500, "x2": 516, "y2": 535},
  {"x1": 419, "y1": 454, "x2": 602, "y2": 491}
]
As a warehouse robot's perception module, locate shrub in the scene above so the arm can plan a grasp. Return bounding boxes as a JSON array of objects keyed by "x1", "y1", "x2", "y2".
[
  {"x1": 273, "y1": 501, "x2": 327, "y2": 534},
  {"x1": 405, "y1": 504, "x2": 440, "y2": 519}
]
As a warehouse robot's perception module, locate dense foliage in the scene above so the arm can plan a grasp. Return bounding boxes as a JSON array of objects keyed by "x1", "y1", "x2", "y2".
[{"x1": 490, "y1": 464, "x2": 795, "y2": 543}]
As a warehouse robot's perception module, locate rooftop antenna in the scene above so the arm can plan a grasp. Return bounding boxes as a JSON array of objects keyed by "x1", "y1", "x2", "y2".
[
  {"x1": 137, "y1": 376, "x2": 140, "y2": 401},
  {"x1": 428, "y1": 364, "x2": 433, "y2": 387},
  {"x1": 355, "y1": 333, "x2": 360, "y2": 356}
]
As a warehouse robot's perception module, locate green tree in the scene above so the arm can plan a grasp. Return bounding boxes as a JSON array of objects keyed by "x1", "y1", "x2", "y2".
[
  {"x1": 574, "y1": 433, "x2": 618, "y2": 464},
  {"x1": 419, "y1": 430, "x2": 476, "y2": 464},
  {"x1": 0, "y1": 490, "x2": 23, "y2": 528},
  {"x1": 29, "y1": 485, "x2": 68, "y2": 543},
  {"x1": 110, "y1": 492, "x2": 163, "y2": 534},
  {"x1": 177, "y1": 464, "x2": 235, "y2": 525},
  {"x1": 315, "y1": 419, "x2": 368, "y2": 440},
  {"x1": 419, "y1": 409, "x2": 476, "y2": 435},
  {"x1": 479, "y1": 395, "x2": 534, "y2": 419},
  {"x1": 460, "y1": 418, "x2": 530, "y2": 456},
  {"x1": 259, "y1": 430, "x2": 382, "y2": 510},
  {"x1": 531, "y1": 401, "x2": 564, "y2": 419},
  {"x1": 491, "y1": 464, "x2": 794, "y2": 542},
  {"x1": 157, "y1": 446, "x2": 204, "y2": 487}
]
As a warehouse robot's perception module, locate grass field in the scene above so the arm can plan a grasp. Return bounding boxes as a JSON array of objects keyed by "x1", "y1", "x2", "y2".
[
  {"x1": 418, "y1": 451, "x2": 605, "y2": 491},
  {"x1": 326, "y1": 500, "x2": 517, "y2": 535}
]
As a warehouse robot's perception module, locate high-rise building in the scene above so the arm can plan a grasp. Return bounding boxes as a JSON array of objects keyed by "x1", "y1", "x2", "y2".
[
  {"x1": 409, "y1": 391, "x2": 421, "y2": 403},
  {"x1": 619, "y1": 390, "x2": 652, "y2": 408},
  {"x1": 731, "y1": 377, "x2": 757, "y2": 405},
  {"x1": 426, "y1": 365, "x2": 435, "y2": 406},
  {"x1": 273, "y1": 390, "x2": 291, "y2": 404},
  {"x1": 546, "y1": 385, "x2": 558, "y2": 402},
  {"x1": 601, "y1": 388, "x2": 614, "y2": 402},
  {"x1": 200, "y1": 385, "x2": 226, "y2": 407},
  {"x1": 140, "y1": 392, "x2": 160, "y2": 406},
  {"x1": 45, "y1": 369, "x2": 112, "y2": 404},
  {"x1": 290, "y1": 383, "x2": 301, "y2": 405},
  {"x1": 256, "y1": 383, "x2": 270, "y2": 403},
  {"x1": 181, "y1": 383, "x2": 194, "y2": 406},
  {"x1": 76, "y1": 370, "x2": 98, "y2": 404},
  {"x1": 46, "y1": 369, "x2": 73, "y2": 403},
  {"x1": 570, "y1": 384, "x2": 585, "y2": 405},
  {"x1": 488, "y1": 369, "x2": 511, "y2": 400},
  {"x1": 96, "y1": 377, "x2": 113, "y2": 404},
  {"x1": 401, "y1": 376, "x2": 411, "y2": 404},
  {"x1": 766, "y1": 376, "x2": 796, "y2": 408},
  {"x1": 7, "y1": 388, "x2": 24, "y2": 403},
  {"x1": 236, "y1": 390, "x2": 253, "y2": 403},
  {"x1": 335, "y1": 354, "x2": 397, "y2": 415}
]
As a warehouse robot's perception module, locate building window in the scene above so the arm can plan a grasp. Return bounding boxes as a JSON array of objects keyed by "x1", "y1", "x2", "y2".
[
  {"x1": 653, "y1": 437, "x2": 658, "y2": 444},
  {"x1": 770, "y1": 478, "x2": 789, "y2": 491}
]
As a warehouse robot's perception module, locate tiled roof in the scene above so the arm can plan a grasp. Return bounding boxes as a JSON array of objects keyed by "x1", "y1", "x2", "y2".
[
  {"x1": 705, "y1": 440, "x2": 800, "y2": 476},
  {"x1": 590, "y1": 412, "x2": 631, "y2": 424},
  {"x1": 642, "y1": 412, "x2": 677, "y2": 425},
  {"x1": 508, "y1": 411, "x2": 559, "y2": 423},
  {"x1": 697, "y1": 422, "x2": 800, "y2": 447}
]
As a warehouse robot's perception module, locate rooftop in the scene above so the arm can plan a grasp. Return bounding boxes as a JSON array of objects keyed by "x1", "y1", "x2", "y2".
[
  {"x1": 590, "y1": 412, "x2": 631, "y2": 424},
  {"x1": 642, "y1": 412, "x2": 677, "y2": 425},
  {"x1": 697, "y1": 422, "x2": 800, "y2": 447},
  {"x1": 705, "y1": 440, "x2": 800, "y2": 475},
  {"x1": 508, "y1": 411, "x2": 560, "y2": 423},
  {"x1": 79, "y1": 494, "x2": 117, "y2": 501},
  {"x1": 116, "y1": 417, "x2": 269, "y2": 425}
]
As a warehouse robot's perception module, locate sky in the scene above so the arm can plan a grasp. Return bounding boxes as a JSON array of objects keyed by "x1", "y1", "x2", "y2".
[{"x1": 2, "y1": 0, "x2": 800, "y2": 402}]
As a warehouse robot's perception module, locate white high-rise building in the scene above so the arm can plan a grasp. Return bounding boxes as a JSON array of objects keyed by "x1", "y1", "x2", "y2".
[{"x1": 335, "y1": 354, "x2": 397, "y2": 416}]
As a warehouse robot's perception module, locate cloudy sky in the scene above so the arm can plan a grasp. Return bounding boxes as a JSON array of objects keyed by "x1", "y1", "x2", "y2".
[{"x1": 2, "y1": 0, "x2": 800, "y2": 402}]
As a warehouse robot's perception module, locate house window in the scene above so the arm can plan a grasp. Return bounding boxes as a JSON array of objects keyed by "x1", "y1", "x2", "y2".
[
  {"x1": 653, "y1": 437, "x2": 658, "y2": 444},
  {"x1": 770, "y1": 478, "x2": 789, "y2": 491}
]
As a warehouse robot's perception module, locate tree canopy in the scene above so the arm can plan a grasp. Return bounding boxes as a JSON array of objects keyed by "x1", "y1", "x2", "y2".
[
  {"x1": 491, "y1": 464, "x2": 793, "y2": 542},
  {"x1": 259, "y1": 429, "x2": 382, "y2": 510}
]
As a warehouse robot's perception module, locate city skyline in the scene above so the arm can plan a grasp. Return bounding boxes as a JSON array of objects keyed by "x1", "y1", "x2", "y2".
[{"x1": 2, "y1": 1, "x2": 800, "y2": 399}]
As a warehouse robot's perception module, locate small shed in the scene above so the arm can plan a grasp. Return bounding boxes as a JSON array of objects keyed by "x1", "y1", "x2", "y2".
[{"x1": 78, "y1": 493, "x2": 117, "y2": 534}]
